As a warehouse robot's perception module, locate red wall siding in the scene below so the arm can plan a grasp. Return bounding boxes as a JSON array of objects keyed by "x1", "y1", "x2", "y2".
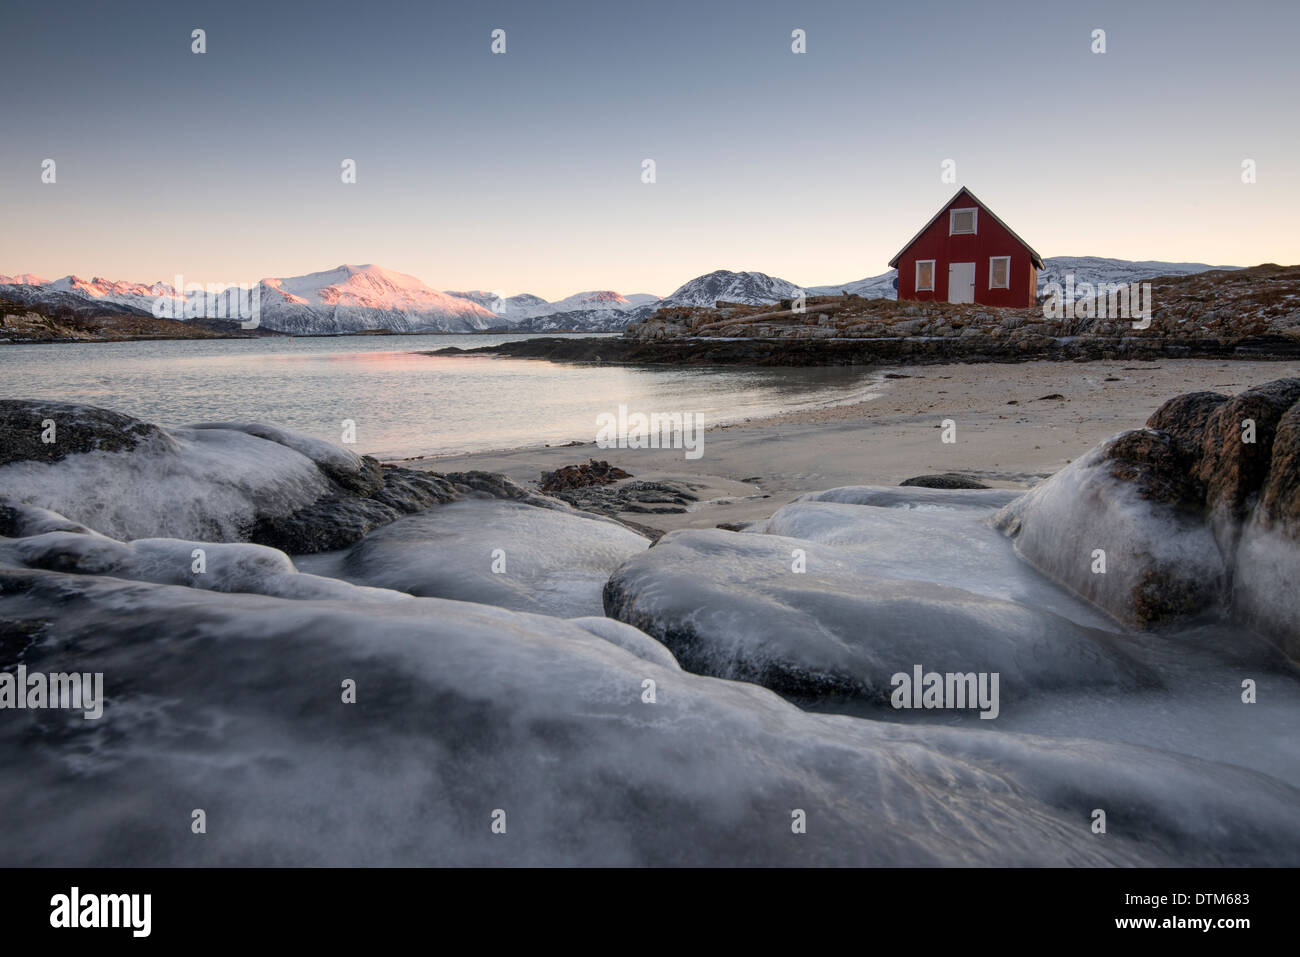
[{"x1": 896, "y1": 195, "x2": 1037, "y2": 307}]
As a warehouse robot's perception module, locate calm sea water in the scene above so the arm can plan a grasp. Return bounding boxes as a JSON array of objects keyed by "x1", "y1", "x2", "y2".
[{"x1": 0, "y1": 334, "x2": 882, "y2": 459}]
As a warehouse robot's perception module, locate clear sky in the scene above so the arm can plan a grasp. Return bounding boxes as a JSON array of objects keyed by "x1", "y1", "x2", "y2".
[{"x1": 2, "y1": 0, "x2": 1297, "y2": 299}]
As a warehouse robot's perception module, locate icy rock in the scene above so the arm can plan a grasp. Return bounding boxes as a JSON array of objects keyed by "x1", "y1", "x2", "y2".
[
  {"x1": 603, "y1": 527, "x2": 1147, "y2": 706},
  {"x1": 1, "y1": 564, "x2": 1295, "y2": 866},
  {"x1": 752, "y1": 500, "x2": 1116, "y2": 629},
  {"x1": 568, "y1": 616, "x2": 680, "y2": 669},
  {"x1": 0, "y1": 401, "x2": 578, "y2": 555},
  {"x1": 0, "y1": 416, "x2": 334, "y2": 543},
  {"x1": 0, "y1": 399, "x2": 177, "y2": 467},
  {"x1": 298, "y1": 498, "x2": 650, "y2": 618},
  {"x1": 0, "y1": 528, "x2": 404, "y2": 603},
  {"x1": 996, "y1": 380, "x2": 1300, "y2": 649},
  {"x1": 993, "y1": 436, "x2": 1227, "y2": 628},
  {"x1": 188, "y1": 422, "x2": 384, "y2": 495},
  {"x1": 792, "y1": 484, "x2": 1019, "y2": 511},
  {"x1": 0, "y1": 498, "x2": 101, "y2": 538}
]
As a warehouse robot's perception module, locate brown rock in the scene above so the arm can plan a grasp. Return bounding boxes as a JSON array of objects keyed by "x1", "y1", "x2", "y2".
[
  {"x1": 539, "y1": 459, "x2": 632, "y2": 493},
  {"x1": 1101, "y1": 429, "x2": 1204, "y2": 512},
  {"x1": 1145, "y1": 390, "x2": 1229, "y2": 455},
  {"x1": 1257, "y1": 402, "x2": 1300, "y2": 535},
  {"x1": 1193, "y1": 378, "x2": 1300, "y2": 522}
]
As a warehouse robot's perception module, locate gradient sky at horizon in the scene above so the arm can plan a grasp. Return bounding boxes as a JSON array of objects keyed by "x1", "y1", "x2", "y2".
[{"x1": 2, "y1": 0, "x2": 1297, "y2": 299}]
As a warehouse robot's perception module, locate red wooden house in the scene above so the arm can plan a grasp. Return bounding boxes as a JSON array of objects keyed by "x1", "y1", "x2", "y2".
[{"x1": 889, "y1": 187, "x2": 1043, "y2": 307}]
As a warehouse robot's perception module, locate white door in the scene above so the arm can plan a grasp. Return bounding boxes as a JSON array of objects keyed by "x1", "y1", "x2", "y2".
[{"x1": 948, "y1": 262, "x2": 975, "y2": 304}]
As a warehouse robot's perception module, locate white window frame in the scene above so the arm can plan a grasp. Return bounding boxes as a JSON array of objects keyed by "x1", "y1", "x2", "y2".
[
  {"x1": 988, "y1": 255, "x2": 1011, "y2": 289},
  {"x1": 915, "y1": 259, "x2": 936, "y2": 292},
  {"x1": 949, "y1": 207, "x2": 978, "y2": 236}
]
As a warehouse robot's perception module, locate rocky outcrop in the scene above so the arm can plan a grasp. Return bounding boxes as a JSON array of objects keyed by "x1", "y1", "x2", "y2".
[
  {"x1": 995, "y1": 378, "x2": 1300, "y2": 656},
  {"x1": 546, "y1": 479, "x2": 699, "y2": 517},
  {"x1": 539, "y1": 459, "x2": 631, "y2": 492},
  {"x1": 1187, "y1": 379, "x2": 1300, "y2": 533},
  {"x1": 0, "y1": 400, "x2": 571, "y2": 553},
  {"x1": 437, "y1": 266, "x2": 1300, "y2": 367}
]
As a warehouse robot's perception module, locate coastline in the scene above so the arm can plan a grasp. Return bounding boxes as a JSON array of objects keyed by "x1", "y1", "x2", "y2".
[{"x1": 411, "y1": 357, "x2": 1300, "y2": 534}]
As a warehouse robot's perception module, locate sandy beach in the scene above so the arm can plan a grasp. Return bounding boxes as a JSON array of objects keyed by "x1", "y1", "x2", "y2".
[{"x1": 412, "y1": 357, "x2": 1300, "y2": 532}]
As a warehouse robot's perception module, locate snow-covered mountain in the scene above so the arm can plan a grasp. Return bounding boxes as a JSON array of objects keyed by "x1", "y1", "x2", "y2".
[
  {"x1": 1034, "y1": 257, "x2": 1238, "y2": 293},
  {"x1": 2, "y1": 258, "x2": 1240, "y2": 335},
  {"x1": 232, "y1": 265, "x2": 499, "y2": 334},
  {"x1": 807, "y1": 271, "x2": 898, "y2": 298},
  {"x1": 546, "y1": 290, "x2": 634, "y2": 312},
  {"x1": 660, "y1": 270, "x2": 803, "y2": 307},
  {"x1": 444, "y1": 287, "x2": 661, "y2": 325},
  {"x1": 1, "y1": 265, "x2": 500, "y2": 334},
  {"x1": 511, "y1": 303, "x2": 658, "y2": 333},
  {"x1": 442, "y1": 290, "x2": 548, "y2": 322},
  {"x1": 0, "y1": 274, "x2": 185, "y2": 315},
  {"x1": 621, "y1": 293, "x2": 661, "y2": 308}
]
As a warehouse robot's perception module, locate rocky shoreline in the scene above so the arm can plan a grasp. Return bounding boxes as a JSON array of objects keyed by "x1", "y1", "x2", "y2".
[
  {"x1": 430, "y1": 264, "x2": 1300, "y2": 366},
  {"x1": 432, "y1": 331, "x2": 1300, "y2": 366},
  {"x1": 1, "y1": 388, "x2": 1297, "y2": 865}
]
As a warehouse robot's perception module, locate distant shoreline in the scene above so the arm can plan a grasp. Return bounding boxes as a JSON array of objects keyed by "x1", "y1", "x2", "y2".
[
  {"x1": 427, "y1": 333, "x2": 1300, "y2": 367},
  {"x1": 0, "y1": 328, "x2": 621, "y2": 347}
]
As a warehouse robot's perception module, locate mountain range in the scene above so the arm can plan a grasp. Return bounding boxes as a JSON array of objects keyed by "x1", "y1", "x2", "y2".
[{"x1": 0, "y1": 258, "x2": 1237, "y2": 335}]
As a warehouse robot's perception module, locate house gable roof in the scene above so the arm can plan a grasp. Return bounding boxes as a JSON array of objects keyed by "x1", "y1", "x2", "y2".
[{"x1": 887, "y1": 187, "x2": 1044, "y2": 270}]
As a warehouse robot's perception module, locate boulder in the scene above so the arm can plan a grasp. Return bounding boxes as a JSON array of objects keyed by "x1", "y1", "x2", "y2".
[
  {"x1": 995, "y1": 379, "x2": 1300, "y2": 651},
  {"x1": 539, "y1": 459, "x2": 631, "y2": 493},
  {"x1": 0, "y1": 400, "x2": 578, "y2": 554},
  {"x1": 1190, "y1": 378, "x2": 1300, "y2": 529},
  {"x1": 0, "y1": 398, "x2": 176, "y2": 467},
  {"x1": 993, "y1": 435, "x2": 1227, "y2": 627},
  {"x1": 899, "y1": 473, "x2": 990, "y2": 490},
  {"x1": 604, "y1": 522, "x2": 1148, "y2": 708},
  {"x1": 298, "y1": 498, "x2": 650, "y2": 617}
]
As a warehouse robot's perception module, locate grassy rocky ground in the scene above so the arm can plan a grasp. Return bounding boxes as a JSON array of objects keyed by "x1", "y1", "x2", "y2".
[
  {"x1": 0, "y1": 295, "x2": 282, "y2": 343},
  {"x1": 435, "y1": 264, "x2": 1300, "y2": 366}
]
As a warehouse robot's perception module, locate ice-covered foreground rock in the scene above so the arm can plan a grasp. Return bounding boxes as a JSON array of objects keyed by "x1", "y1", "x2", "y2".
[
  {"x1": 793, "y1": 484, "x2": 1019, "y2": 511},
  {"x1": 994, "y1": 379, "x2": 1300, "y2": 656},
  {"x1": 298, "y1": 498, "x2": 649, "y2": 617},
  {"x1": 1, "y1": 563, "x2": 1297, "y2": 866},
  {"x1": 993, "y1": 434, "x2": 1228, "y2": 628},
  {"x1": 605, "y1": 508, "x2": 1150, "y2": 709},
  {"x1": 0, "y1": 400, "x2": 579, "y2": 554},
  {"x1": 0, "y1": 500, "x2": 405, "y2": 604}
]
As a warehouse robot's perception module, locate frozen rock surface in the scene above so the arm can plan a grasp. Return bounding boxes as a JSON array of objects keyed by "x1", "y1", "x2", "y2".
[
  {"x1": 3, "y1": 397, "x2": 1298, "y2": 867},
  {"x1": 0, "y1": 400, "x2": 574, "y2": 553},
  {"x1": 794, "y1": 484, "x2": 1018, "y2": 511},
  {"x1": 0, "y1": 564, "x2": 1295, "y2": 866},
  {"x1": 298, "y1": 498, "x2": 649, "y2": 618},
  {"x1": 995, "y1": 378, "x2": 1300, "y2": 655},
  {"x1": 604, "y1": 522, "x2": 1149, "y2": 708}
]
